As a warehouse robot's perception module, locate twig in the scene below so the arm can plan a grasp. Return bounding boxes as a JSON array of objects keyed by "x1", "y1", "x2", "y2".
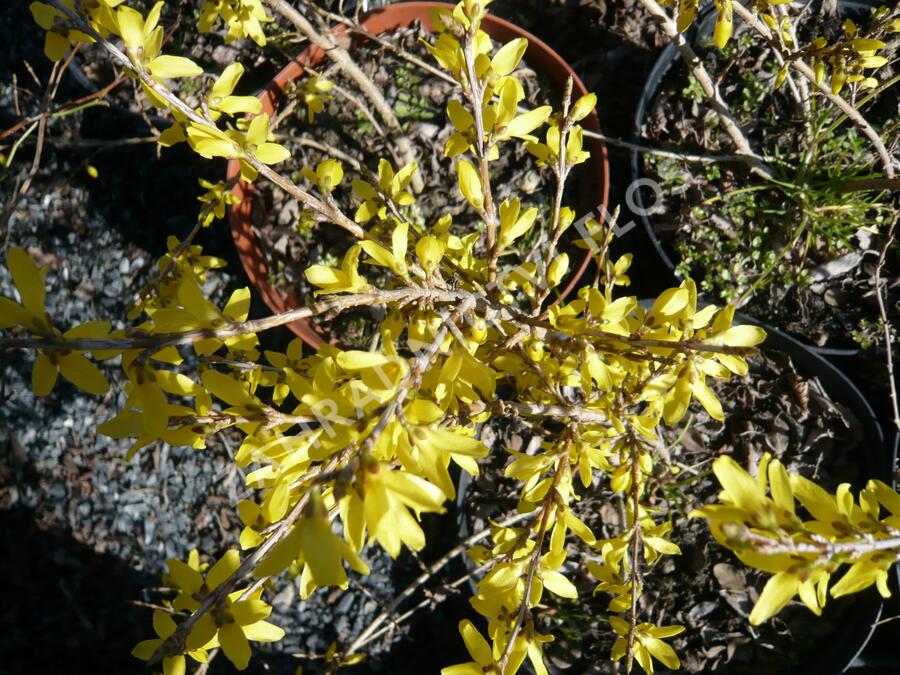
[
  {"x1": 582, "y1": 129, "x2": 769, "y2": 164},
  {"x1": 533, "y1": 78, "x2": 574, "y2": 313},
  {"x1": 874, "y1": 213, "x2": 899, "y2": 433},
  {"x1": 731, "y1": 2, "x2": 896, "y2": 180},
  {"x1": 0, "y1": 74, "x2": 126, "y2": 143},
  {"x1": 265, "y1": 0, "x2": 423, "y2": 191},
  {"x1": 0, "y1": 287, "x2": 463, "y2": 353},
  {"x1": 193, "y1": 648, "x2": 219, "y2": 675},
  {"x1": 309, "y1": 3, "x2": 458, "y2": 85},
  {"x1": 737, "y1": 527, "x2": 900, "y2": 560},
  {"x1": 497, "y1": 440, "x2": 571, "y2": 671},
  {"x1": 625, "y1": 436, "x2": 644, "y2": 673},
  {"x1": 461, "y1": 27, "x2": 499, "y2": 284},
  {"x1": 345, "y1": 511, "x2": 532, "y2": 655},
  {"x1": 635, "y1": 0, "x2": 774, "y2": 180}
]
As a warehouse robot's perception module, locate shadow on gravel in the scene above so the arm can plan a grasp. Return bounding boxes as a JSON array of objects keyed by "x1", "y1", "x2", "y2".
[{"x1": 0, "y1": 507, "x2": 153, "y2": 674}]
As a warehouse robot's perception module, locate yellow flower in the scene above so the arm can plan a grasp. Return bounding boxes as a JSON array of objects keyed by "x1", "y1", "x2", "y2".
[
  {"x1": 351, "y1": 159, "x2": 418, "y2": 223},
  {"x1": 305, "y1": 245, "x2": 369, "y2": 295},
  {"x1": 186, "y1": 113, "x2": 290, "y2": 182},
  {"x1": 115, "y1": 2, "x2": 202, "y2": 83},
  {"x1": 441, "y1": 620, "x2": 498, "y2": 675},
  {"x1": 197, "y1": 178, "x2": 240, "y2": 226},
  {"x1": 162, "y1": 550, "x2": 285, "y2": 670},
  {"x1": 609, "y1": 616, "x2": 684, "y2": 674},
  {"x1": 343, "y1": 463, "x2": 447, "y2": 558},
  {"x1": 199, "y1": 0, "x2": 271, "y2": 47},
  {"x1": 301, "y1": 75, "x2": 334, "y2": 123},
  {"x1": 131, "y1": 610, "x2": 194, "y2": 675},
  {"x1": 29, "y1": 0, "x2": 97, "y2": 61},
  {"x1": 2, "y1": 248, "x2": 111, "y2": 396},
  {"x1": 208, "y1": 64, "x2": 263, "y2": 119}
]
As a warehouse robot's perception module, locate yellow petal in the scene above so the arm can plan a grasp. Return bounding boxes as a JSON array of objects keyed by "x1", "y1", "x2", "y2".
[
  {"x1": 830, "y1": 561, "x2": 882, "y2": 598},
  {"x1": 456, "y1": 159, "x2": 483, "y2": 210},
  {"x1": 643, "y1": 636, "x2": 680, "y2": 670},
  {"x1": 163, "y1": 654, "x2": 187, "y2": 675},
  {"x1": 166, "y1": 559, "x2": 203, "y2": 595},
  {"x1": 253, "y1": 142, "x2": 290, "y2": 165},
  {"x1": 44, "y1": 30, "x2": 70, "y2": 61},
  {"x1": 459, "y1": 620, "x2": 492, "y2": 666},
  {"x1": 211, "y1": 63, "x2": 244, "y2": 98},
  {"x1": 58, "y1": 352, "x2": 109, "y2": 395},
  {"x1": 712, "y1": 456, "x2": 766, "y2": 513},
  {"x1": 32, "y1": 352, "x2": 58, "y2": 396},
  {"x1": 541, "y1": 570, "x2": 578, "y2": 598},
  {"x1": 223, "y1": 287, "x2": 251, "y2": 321},
  {"x1": 546, "y1": 253, "x2": 569, "y2": 289},
  {"x1": 116, "y1": 6, "x2": 146, "y2": 51},
  {"x1": 131, "y1": 638, "x2": 162, "y2": 661},
  {"x1": 749, "y1": 572, "x2": 799, "y2": 625},
  {"x1": 153, "y1": 609, "x2": 178, "y2": 639},
  {"x1": 207, "y1": 549, "x2": 241, "y2": 589},
  {"x1": 242, "y1": 620, "x2": 285, "y2": 643},
  {"x1": 502, "y1": 106, "x2": 552, "y2": 140},
  {"x1": 0, "y1": 297, "x2": 30, "y2": 328},
  {"x1": 219, "y1": 622, "x2": 251, "y2": 670},
  {"x1": 692, "y1": 379, "x2": 723, "y2": 421},
  {"x1": 8, "y1": 247, "x2": 46, "y2": 315},
  {"x1": 148, "y1": 55, "x2": 203, "y2": 79},
  {"x1": 722, "y1": 324, "x2": 766, "y2": 347},
  {"x1": 136, "y1": 381, "x2": 168, "y2": 438}
]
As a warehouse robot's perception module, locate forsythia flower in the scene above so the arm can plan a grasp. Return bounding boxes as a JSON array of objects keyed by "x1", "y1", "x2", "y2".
[
  {"x1": 1, "y1": 248, "x2": 110, "y2": 396},
  {"x1": 116, "y1": 2, "x2": 203, "y2": 83},
  {"x1": 131, "y1": 609, "x2": 202, "y2": 675},
  {"x1": 186, "y1": 113, "x2": 290, "y2": 182},
  {"x1": 199, "y1": 0, "x2": 271, "y2": 46},
  {"x1": 609, "y1": 616, "x2": 684, "y2": 674},
  {"x1": 159, "y1": 550, "x2": 285, "y2": 670},
  {"x1": 197, "y1": 178, "x2": 240, "y2": 226},
  {"x1": 441, "y1": 620, "x2": 500, "y2": 675},
  {"x1": 207, "y1": 64, "x2": 264, "y2": 120},
  {"x1": 300, "y1": 75, "x2": 334, "y2": 124},
  {"x1": 29, "y1": 0, "x2": 98, "y2": 61},
  {"x1": 694, "y1": 454, "x2": 900, "y2": 625}
]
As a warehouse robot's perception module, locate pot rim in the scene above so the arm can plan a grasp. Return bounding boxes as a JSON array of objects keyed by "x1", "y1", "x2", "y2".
[{"x1": 227, "y1": 1, "x2": 610, "y2": 347}]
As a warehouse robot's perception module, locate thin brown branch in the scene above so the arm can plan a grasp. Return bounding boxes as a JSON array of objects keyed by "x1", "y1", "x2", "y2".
[
  {"x1": 461, "y1": 29, "x2": 499, "y2": 284},
  {"x1": 875, "y1": 213, "x2": 900, "y2": 433},
  {"x1": 581, "y1": 129, "x2": 769, "y2": 164},
  {"x1": 497, "y1": 440, "x2": 571, "y2": 671},
  {"x1": 635, "y1": 0, "x2": 774, "y2": 180},
  {"x1": 0, "y1": 288, "x2": 462, "y2": 353},
  {"x1": 265, "y1": 0, "x2": 423, "y2": 191},
  {"x1": 346, "y1": 511, "x2": 532, "y2": 655},
  {"x1": 731, "y1": 2, "x2": 896, "y2": 179},
  {"x1": 625, "y1": 436, "x2": 644, "y2": 673}
]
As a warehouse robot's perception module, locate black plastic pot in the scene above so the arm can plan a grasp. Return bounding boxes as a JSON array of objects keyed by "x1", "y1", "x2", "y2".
[
  {"x1": 458, "y1": 307, "x2": 891, "y2": 674},
  {"x1": 740, "y1": 313, "x2": 889, "y2": 674},
  {"x1": 629, "y1": 1, "x2": 881, "y2": 358}
]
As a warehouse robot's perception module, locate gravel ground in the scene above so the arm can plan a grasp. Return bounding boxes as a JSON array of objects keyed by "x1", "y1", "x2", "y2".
[{"x1": 0, "y1": 104, "x2": 426, "y2": 675}]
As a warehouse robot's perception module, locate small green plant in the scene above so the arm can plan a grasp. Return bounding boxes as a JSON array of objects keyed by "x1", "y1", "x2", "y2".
[{"x1": 649, "y1": 6, "x2": 898, "y2": 305}]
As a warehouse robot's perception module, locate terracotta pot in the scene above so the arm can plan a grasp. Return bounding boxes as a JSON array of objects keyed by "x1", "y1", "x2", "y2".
[{"x1": 228, "y1": 1, "x2": 610, "y2": 347}]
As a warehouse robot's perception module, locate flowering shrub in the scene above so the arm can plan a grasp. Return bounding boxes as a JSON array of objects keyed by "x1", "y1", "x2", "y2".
[{"x1": 3, "y1": 0, "x2": 898, "y2": 673}]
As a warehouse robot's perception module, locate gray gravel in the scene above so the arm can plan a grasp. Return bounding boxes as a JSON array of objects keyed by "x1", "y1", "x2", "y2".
[{"x1": 0, "y1": 156, "x2": 400, "y2": 674}]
